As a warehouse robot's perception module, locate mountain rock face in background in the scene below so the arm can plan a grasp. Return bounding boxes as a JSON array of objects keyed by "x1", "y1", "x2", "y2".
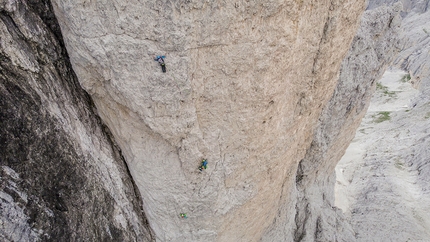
[
  {"x1": 393, "y1": 1, "x2": 430, "y2": 95},
  {"x1": 288, "y1": 3, "x2": 402, "y2": 242},
  {"x1": 367, "y1": 0, "x2": 429, "y2": 13},
  {"x1": 335, "y1": 1, "x2": 430, "y2": 241},
  {"x1": 50, "y1": 0, "x2": 371, "y2": 241},
  {"x1": 0, "y1": 1, "x2": 153, "y2": 241}
]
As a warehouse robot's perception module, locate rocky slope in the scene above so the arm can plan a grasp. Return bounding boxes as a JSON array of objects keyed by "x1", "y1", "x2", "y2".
[{"x1": 0, "y1": 0, "x2": 153, "y2": 241}]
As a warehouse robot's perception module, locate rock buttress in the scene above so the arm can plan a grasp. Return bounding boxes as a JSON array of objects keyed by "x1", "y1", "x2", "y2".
[{"x1": 51, "y1": 0, "x2": 366, "y2": 241}]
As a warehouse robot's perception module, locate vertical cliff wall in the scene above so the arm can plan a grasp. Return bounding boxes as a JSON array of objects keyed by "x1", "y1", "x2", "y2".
[
  {"x1": 50, "y1": 1, "x2": 367, "y2": 241},
  {"x1": 0, "y1": 0, "x2": 153, "y2": 241}
]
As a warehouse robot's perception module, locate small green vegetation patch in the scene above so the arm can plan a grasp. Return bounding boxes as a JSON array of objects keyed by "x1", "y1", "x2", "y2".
[
  {"x1": 425, "y1": 112, "x2": 430, "y2": 119},
  {"x1": 400, "y1": 73, "x2": 411, "y2": 83},
  {"x1": 395, "y1": 160, "x2": 404, "y2": 170},
  {"x1": 376, "y1": 82, "x2": 397, "y2": 97},
  {"x1": 376, "y1": 82, "x2": 385, "y2": 90},
  {"x1": 373, "y1": 111, "x2": 391, "y2": 123}
]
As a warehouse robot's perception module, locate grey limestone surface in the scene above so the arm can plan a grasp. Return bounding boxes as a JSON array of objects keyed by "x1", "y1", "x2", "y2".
[{"x1": 0, "y1": 0, "x2": 154, "y2": 241}]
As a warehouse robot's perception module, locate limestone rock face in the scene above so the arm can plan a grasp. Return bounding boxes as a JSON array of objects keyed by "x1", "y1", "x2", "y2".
[
  {"x1": 367, "y1": 0, "x2": 429, "y2": 14},
  {"x1": 284, "y1": 4, "x2": 401, "y2": 242},
  {"x1": 51, "y1": 0, "x2": 368, "y2": 240},
  {"x1": 394, "y1": 7, "x2": 430, "y2": 95},
  {"x1": 0, "y1": 0, "x2": 153, "y2": 241},
  {"x1": 335, "y1": 2, "x2": 430, "y2": 241}
]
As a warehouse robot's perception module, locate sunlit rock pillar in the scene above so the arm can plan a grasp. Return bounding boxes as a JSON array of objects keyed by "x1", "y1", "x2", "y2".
[{"x1": 52, "y1": 0, "x2": 366, "y2": 241}]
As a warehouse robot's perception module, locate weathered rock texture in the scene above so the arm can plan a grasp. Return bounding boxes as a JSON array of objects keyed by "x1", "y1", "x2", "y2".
[
  {"x1": 286, "y1": 3, "x2": 402, "y2": 242},
  {"x1": 393, "y1": 3, "x2": 430, "y2": 96},
  {"x1": 51, "y1": 0, "x2": 370, "y2": 241},
  {"x1": 0, "y1": 0, "x2": 153, "y2": 241},
  {"x1": 367, "y1": 0, "x2": 429, "y2": 13},
  {"x1": 336, "y1": 69, "x2": 430, "y2": 241},
  {"x1": 47, "y1": 0, "x2": 414, "y2": 241},
  {"x1": 335, "y1": 1, "x2": 430, "y2": 241}
]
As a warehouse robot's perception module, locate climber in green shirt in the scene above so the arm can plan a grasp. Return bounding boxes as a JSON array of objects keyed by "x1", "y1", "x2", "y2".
[{"x1": 199, "y1": 159, "x2": 208, "y2": 171}]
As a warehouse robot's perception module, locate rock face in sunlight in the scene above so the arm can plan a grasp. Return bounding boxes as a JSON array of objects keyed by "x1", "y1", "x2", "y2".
[
  {"x1": 0, "y1": 1, "x2": 153, "y2": 241},
  {"x1": 50, "y1": 0, "x2": 374, "y2": 240}
]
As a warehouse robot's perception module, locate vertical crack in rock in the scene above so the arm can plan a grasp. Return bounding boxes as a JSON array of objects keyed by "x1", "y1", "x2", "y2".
[
  {"x1": 295, "y1": 159, "x2": 305, "y2": 186},
  {"x1": 293, "y1": 202, "x2": 309, "y2": 242},
  {"x1": 312, "y1": 17, "x2": 330, "y2": 76},
  {"x1": 314, "y1": 216, "x2": 322, "y2": 241},
  {"x1": 98, "y1": 116, "x2": 155, "y2": 241},
  {"x1": 0, "y1": 0, "x2": 154, "y2": 241}
]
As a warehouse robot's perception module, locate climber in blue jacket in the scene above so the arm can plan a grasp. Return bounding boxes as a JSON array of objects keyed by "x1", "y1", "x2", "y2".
[{"x1": 154, "y1": 55, "x2": 166, "y2": 73}]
